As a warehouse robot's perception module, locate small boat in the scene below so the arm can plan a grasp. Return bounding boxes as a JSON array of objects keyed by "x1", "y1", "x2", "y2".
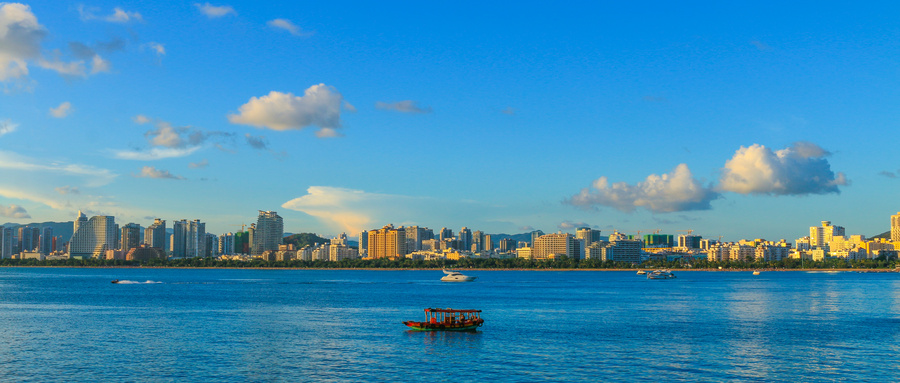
[
  {"x1": 441, "y1": 269, "x2": 476, "y2": 282},
  {"x1": 111, "y1": 279, "x2": 120, "y2": 284},
  {"x1": 636, "y1": 270, "x2": 647, "y2": 275},
  {"x1": 752, "y1": 271, "x2": 760, "y2": 275},
  {"x1": 403, "y1": 308, "x2": 484, "y2": 331},
  {"x1": 647, "y1": 269, "x2": 676, "y2": 279}
]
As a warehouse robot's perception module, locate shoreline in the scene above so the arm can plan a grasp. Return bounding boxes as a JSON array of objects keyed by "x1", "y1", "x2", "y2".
[{"x1": 1, "y1": 266, "x2": 896, "y2": 272}]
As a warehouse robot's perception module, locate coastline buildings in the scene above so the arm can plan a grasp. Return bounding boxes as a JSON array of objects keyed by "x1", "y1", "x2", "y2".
[{"x1": 144, "y1": 219, "x2": 166, "y2": 250}]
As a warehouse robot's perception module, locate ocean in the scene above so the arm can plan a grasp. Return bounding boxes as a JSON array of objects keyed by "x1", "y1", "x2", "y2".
[{"x1": 1, "y1": 268, "x2": 898, "y2": 382}]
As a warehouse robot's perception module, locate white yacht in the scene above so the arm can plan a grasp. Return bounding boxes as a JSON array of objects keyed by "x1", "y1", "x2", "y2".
[
  {"x1": 647, "y1": 269, "x2": 676, "y2": 279},
  {"x1": 441, "y1": 269, "x2": 476, "y2": 282}
]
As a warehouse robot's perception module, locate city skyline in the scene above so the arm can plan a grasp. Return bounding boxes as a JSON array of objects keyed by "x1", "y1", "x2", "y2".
[{"x1": 2, "y1": 2, "x2": 899, "y2": 241}]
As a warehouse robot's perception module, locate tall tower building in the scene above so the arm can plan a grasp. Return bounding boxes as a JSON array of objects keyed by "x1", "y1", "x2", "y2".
[
  {"x1": 439, "y1": 228, "x2": 453, "y2": 242},
  {"x1": 810, "y1": 221, "x2": 845, "y2": 248},
  {"x1": 892, "y1": 212, "x2": 900, "y2": 242},
  {"x1": 68, "y1": 213, "x2": 117, "y2": 259},
  {"x1": 172, "y1": 219, "x2": 187, "y2": 257},
  {"x1": 358, "y1": 230, "x2": 368, "y2": 257},
  {"x1": 144, "y1": 219, "x2": 166, "y2": 249},
  {"x1": 458, "y1": 227, "x2": 472, "y2": 252},
  {"x1": 121, "y1": 223, "x2": 141, "y2": 251},
  {"x1": 252, "y1": 211, "x2": 283, "y2": 256},
  {"x1": 576, "y1": 227, "x2": 600, "y2": 248},
  {"x1": 0, "y1": 226, "x2": 13, "y2": 258},
  {"x1": 530, "y1": 230, "x2": 545, "y2": 246},
  {"x1": 220, "y1": 233, "x2": 235, "y2": 255},
  {"x1": 40, "y1": 227, "x2": 53, "y2": 255},
  {"x1": 187, "y1": 219, "x2": 206, "y2": 257},
  {"x1": 367, "y1": 224, "x2": 407, "y2": 259}
]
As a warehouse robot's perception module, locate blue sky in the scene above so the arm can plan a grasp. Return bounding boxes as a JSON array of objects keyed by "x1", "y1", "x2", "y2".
[{"x1": 1, "y1": 1, "x2": 898, "y2": 241}]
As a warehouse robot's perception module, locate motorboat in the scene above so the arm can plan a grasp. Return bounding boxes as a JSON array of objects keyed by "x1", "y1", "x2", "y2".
[
  {"x1": 636, "y1": 270, "x2": 647, "y2": 275},
  {"x1": 403, "y1": 308, "x2": 484, "y2": 331},
  {"x1": 441, "y1": 269, "x2": 476, "y2": 282},
  {"x1": 647, "y1": 269, "x2": 676, "y2": 279},
  {"x1": 752, "y1": 271, "x2": 760, "y2": 275},
  {"x1": 111, "y1": 279, "x2": 120, "y2": 284}
]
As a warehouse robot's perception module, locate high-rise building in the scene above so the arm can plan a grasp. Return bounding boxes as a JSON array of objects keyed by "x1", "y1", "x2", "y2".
[
  {"x1": 18, "y1": 226, "x2": 33, "y2": 252},
  {"x1": 530, "y1": 230, "x2": 545, "y2": 246},
  {"x1": 121, "y1": 223, "x2": 141, "y2": 251},
  {"x1": 358, "y1": 230, "x2": 368, "y2": 256},
  {"x1": 499, "y1": 238, "x2": 516, "y2": 253},
  {"x1": 483, "y1": 234, "x2": 493, "y2": 252},
  {"x1": 235, "y1": 231, "x2": 250, "y2": 254},
  {"x1": 892, "y1": 212, "x2": 900, "y2": 242},
  {"x1": 188, "y1": 219, "x2": 206, "y2": 257},
  {"x1": 252, "y1": 211, "x2": 283, "y2": 256},
  {"x1": 367, "y1": 224, "x2": 407, "y2": 259},
  {"x1": 439, "y1": 228, "x2": 453, "y2": 242},
  {"x1": 220, "y1": 233, "x2": 235, "y2": 255},
  {"x1": 810, "y1": 220, "x2": 845, "y2": 248},
  {"x1": 678, "y1": 235, "x2": 702, "y2": 249},
  {"x1": 172, "y1": 219, "x2": 187, "y2": 257},
  {"x1": 405, "y1": 226, "x2": 429, "y2": 252},
  {"x1": 458, "y1": 227, "x2": 472, "y2": 252},
  {"x1": 68, "y1": 212, "x2": 117, "y2": 259},
  {"x1": 144, "y1": 219, "x2": 166, "y2": 249},
  {"x1": 40, "y1": 227, "x2": 53, "y2": 255},
  {"x1": 576, "y1": 227, "x2": 602, "y2": 248},
  {"x1": 0, "y1": 226, "x2": 13, "y2": 258}
]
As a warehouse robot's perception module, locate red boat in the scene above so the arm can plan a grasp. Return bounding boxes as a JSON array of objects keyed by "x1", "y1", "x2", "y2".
[{"x1": 403, "y1": 308, "x2": 484, "y2": 331}]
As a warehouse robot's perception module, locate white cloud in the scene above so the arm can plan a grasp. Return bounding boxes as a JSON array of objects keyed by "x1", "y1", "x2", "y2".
[
  {"x1": 0, "y1": 150, "x2": 116, "y2": 185},
  {"x1": 568, "y1": 164, "x2": 720, "y2": 213},
  {"x1": 104, "y1": 7, "x2": 143, "y2": 23},
  {"x1": 228, "y1": 84, "x2": 346, "y2": 137},
  {"x1": 558, "y1": 221, "x2": 593, "y2": 230},
  {"x1": 375, "y1": 100, "x2": 433, "y2": 114},
  {"x1": 49, "y1": 101, "x2": 72, "y2": 118},
  {"x1": 282, "y1": 187, "x2": 413, "y2": 235},
  {"x1": 133, "y1": 114, "x2": 151, "y2": 124},
  {"x1": 0, "y1": 119, "x2": 17, "y2": 136},
  {"x1": 267, "y1": 18, "x2": 310, "y2": 36},
  {"x1": 0, "y1": 3, "x2": 44, "y2": 81},
  {"x1": 134, "y1": 166, "x2": 184, "y2": 180},
  {"x1": 0, "y1": 203, "x2": 29, "y2": 218},
  {"x1": 195, "y1": 3, "x2": 236, "y2": 18},
  {"x1": 718, "y1": 142, "x2": 848, "y2": 195},
  {"x1": 111, "y1": 146, "x2": 202, "y2": 160},
  {"x1": 501, "y1": 107, "x2": 516, "y2": 115}
]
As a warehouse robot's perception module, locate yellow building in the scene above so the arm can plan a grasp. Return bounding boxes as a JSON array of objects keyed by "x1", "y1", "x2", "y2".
[{"x1": 367, "y1": 225, "x2": 407, "y2": 259}]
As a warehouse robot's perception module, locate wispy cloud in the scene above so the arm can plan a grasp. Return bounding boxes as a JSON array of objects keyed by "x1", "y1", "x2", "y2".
[
  {"x1": 879, "y1": 170, "x2": 898, "y2": 179},
  {"x1": 245, "y1": 134, "x2": 268, "y2": 150},
  {"x1": 195, "y1": 3, "x2": 236, "y2": 18},
  {"x1": 0, "y1": 204, "x2": 29, "y2": 218},
  {"x1": 0, "y1": 119, "x2": 17, "y2": 136},
  {"x1": 79, "y1": 6, "x2": 143, "y2": 23},
  {"x1": 49, "y1": 101, "x2": 73, "y2": 118},
  {"x1": 55, "y1": 185, "x2": 80, "y2": 195},
  {"x1": 558, "y1": 221, "x2": 594, "y2": 230},
  {"x1": 718, "y1": 142, "x2": 848, "y2": 195},
  {"x1": 189, "y1": 159, "x2": 209, "y2": 169},
  {"x1": 112, "y1": 146, "x2": 202, "y2": 160},
  {"x1": 750, "y1": 40, "x2": 772, "y2": 51},
  {"x1": 501, "y1": 107, "x2": 516, "y2": 115},
  {"x1": 134, "y1": 166, "x2": 184, "y2": 180},
  {"x1": 267, "y1": 19, "x2": 311, "y2": 37},
  {"x1": 228, "y1": 84, "x2": 346, "y2": 137},
  {"x1": 146, "y1": 42, "x2": 165, "y2": 56},
  {"x1": 375, "y1": 100, "x2": 433, "y2": 114}
]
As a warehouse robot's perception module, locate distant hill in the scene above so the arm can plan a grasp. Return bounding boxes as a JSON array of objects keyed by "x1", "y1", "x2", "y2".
[
  {"x1": 489, "y1": 233, "x2": 535, "y2": 243},
  {"x1": 2, "y1": 221, "x2": 74, "y2": 240},
  {"x1": 283, "y1": 233, "x2": 330, "y2": 248},
  {"x1": 871, "y1": 231, "x2": 890, "y2": 240}
]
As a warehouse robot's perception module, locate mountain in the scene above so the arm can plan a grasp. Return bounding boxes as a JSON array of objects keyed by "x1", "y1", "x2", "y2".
[
  {"x1": 283, "y1": 233, "x2": 330, "y2": 248},
  {"x1": 490, "y1": 233, "x2": 535, "y2": 243},
  {"x1": 871, "y1": 231, "x2": 890, "y2": 240}
]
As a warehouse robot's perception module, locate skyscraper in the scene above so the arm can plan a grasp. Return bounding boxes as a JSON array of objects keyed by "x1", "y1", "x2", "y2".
[
  {"x1": 892, "y1": 212, "x2": 900, "y2": 242},
  {"x1": 68, "y1": 212, "x2": 117, "y2": 259},
  {"x1": 121, "y1": 223, "x2": 141, "y2": 251},
  {"x1": 458, "y1": 227, "x2": 472, "y2": 251},
  {"x1": 144, "y1": 219, "x2": 166, "y2": 249},
  {"x1": 439, "y1": 228, "x2": 453, "y2": 242},
  {"x1": 0, "y1": 226, "x2": 13, "y2": 258},
  {"x1": 252, "y1": 211, "x2": 283, "y2": 256},
  {"x1": 40, "y1": 227, "x2": 53, "y2": 255}
]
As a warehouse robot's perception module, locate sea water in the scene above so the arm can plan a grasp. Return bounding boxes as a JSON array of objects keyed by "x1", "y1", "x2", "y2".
[{"x1": 1, "y1": 268, "x2": 899, "y2": 382}]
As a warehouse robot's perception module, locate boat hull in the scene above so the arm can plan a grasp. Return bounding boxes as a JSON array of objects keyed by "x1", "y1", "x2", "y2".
[{"x1": 403, "y1": 320, "x2": 483, "y2": 331}]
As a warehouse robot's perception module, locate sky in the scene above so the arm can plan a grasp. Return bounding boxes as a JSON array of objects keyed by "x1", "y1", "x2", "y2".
[{"x1": 1, "y1": 1, "x2": 899, "y2": 242}]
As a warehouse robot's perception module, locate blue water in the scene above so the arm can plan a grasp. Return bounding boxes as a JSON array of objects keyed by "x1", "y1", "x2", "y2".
[{"x1": 1, "y1": 268, "x2": 899, "y2": 382}]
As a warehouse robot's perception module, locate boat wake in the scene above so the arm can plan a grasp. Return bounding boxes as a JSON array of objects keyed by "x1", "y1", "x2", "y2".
[{"x1": 114, "y1": 280, "x2": 163, "y2": 284}]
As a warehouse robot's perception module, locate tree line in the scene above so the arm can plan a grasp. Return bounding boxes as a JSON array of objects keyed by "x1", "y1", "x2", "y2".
[{"x1": 0, "y1": 256, "x2": 897, "y2": 269}]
